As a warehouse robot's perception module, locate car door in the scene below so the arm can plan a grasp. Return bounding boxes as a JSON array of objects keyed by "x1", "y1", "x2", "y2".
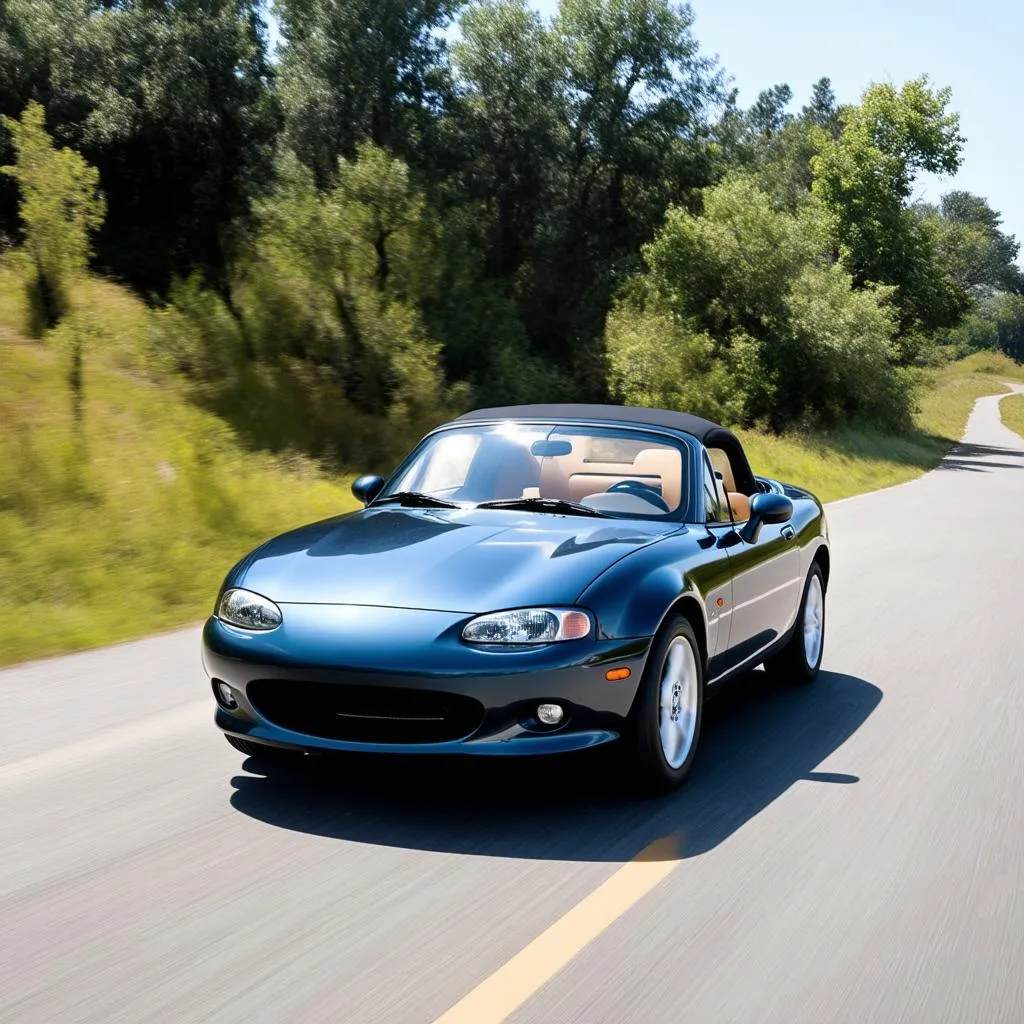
[
  {"x1": 705, "y1": 448, "x2": 802, "y2": 677},
  {"x1": 696, "y1": 452, "x2": 737, "y2": 679}
]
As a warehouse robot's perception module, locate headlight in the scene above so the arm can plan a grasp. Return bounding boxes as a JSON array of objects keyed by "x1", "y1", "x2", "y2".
[
  {"x1": 216, "y1": 588, "x2": 282, "y2": 631},
  {"x1": 462, "y1": 608, "x2": 592, "y2": 644}
]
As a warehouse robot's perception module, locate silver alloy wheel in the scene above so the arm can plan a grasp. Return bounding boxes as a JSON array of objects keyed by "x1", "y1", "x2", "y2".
[
  {"x1": 803, "y1": 573, "x2": 824, "y2": 668},
  {"x1": 658, "y1": 636, "x2": 699, "y2": 769}
]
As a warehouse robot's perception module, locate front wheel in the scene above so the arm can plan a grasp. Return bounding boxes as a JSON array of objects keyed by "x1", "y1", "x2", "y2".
[
  {"x1": 624, "y1": 614, "x2": 704, "y2": 793},
  {"x1": 765, "y1": 563, "x2": 825, "y2": 684}
]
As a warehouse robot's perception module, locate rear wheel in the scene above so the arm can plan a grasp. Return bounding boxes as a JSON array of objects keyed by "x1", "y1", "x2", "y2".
[
  {"x1": 625, "y1": 614, "x2": 704, "y2": 793},
  {"x1": 765, "y1": 562, "x2": 825, "y2": 684}
]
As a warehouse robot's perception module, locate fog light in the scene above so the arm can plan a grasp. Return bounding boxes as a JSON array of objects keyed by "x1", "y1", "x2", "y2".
[
  {"x1": 537, "y1": 703, "x2": 563, "y2": 726},
  {"x1": 214, "y1": 681, "x2": 238, "y2": 710}
]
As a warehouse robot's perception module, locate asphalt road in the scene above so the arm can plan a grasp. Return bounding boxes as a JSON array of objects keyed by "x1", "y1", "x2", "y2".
[{"x1": 2, "y1": 388, "x2": 1023, "y2": 1024}]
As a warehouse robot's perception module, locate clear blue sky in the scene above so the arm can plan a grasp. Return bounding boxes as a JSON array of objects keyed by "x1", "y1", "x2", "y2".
[
  {"x1": 266, "y1": 0, "x2": 1023, "y2": 262},
  {"x1": 531, "y1": 0, "x2": 1024, "y2": 261}
]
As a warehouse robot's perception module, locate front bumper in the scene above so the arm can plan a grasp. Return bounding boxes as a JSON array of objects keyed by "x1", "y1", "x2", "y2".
[{"x1": 202, "y1": 606, "x2": 651, "y2": 756}]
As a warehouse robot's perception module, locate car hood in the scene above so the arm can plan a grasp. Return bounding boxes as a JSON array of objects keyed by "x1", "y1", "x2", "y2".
[{"x1": 233, "y1": 507, "x2": 683, "y2": 612}]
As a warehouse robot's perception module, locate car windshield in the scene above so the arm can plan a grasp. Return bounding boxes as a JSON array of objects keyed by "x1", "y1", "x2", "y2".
[{"x1": 377, "y1": 423, "x2": 688, "y2": 519}]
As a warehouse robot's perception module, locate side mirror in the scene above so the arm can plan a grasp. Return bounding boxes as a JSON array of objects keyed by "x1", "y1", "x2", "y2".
[
  {"x1": 352, "y1": 474, "x2": 385, "y2": 505},
  {"x1": 739, "y1": 491, "x2": 793, "y2": 544}
]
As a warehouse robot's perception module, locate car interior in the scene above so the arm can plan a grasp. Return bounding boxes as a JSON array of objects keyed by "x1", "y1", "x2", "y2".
[
  {"x1": 708, "y1": 447, "x2": 751, "y2": 522},
  {"x1": 438, "y1": 431, "x2": 754, "y2": 521}
]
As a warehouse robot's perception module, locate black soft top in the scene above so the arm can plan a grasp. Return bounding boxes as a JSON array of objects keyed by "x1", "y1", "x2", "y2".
[{"x1": 455, "y1": 403, "x2": 758, "y2": 494}]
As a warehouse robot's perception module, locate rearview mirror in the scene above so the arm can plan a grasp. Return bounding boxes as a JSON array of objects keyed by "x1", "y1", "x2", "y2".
[
  {"x1": 739, "y1": 491, "x2": 793, "y2": 544},
  {"x1": 352, "y1": 474, "x2": 385, "y2": 505},
  {"x1": 531, "y1": 440, "x2": 573, "y2": 457}
]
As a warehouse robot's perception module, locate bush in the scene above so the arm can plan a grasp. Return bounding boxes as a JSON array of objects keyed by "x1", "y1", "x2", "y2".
[
  {"x1": 778, "y1": 264, "x2": 910, "y2": 430},
  {"x1": 606, "y1": 302, "x2": 745, "y2": 424},
  {"x1": 618, "y1": 174, "x2": 916, "y2": 431}
]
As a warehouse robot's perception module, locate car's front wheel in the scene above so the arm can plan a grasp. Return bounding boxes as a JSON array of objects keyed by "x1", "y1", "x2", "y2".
[
  {"x1": 625, "y1": 614, "x2": 704, "y2": 793},
  {"x1": 765, "y1": 562, "x2": 825, "y2": 684}
]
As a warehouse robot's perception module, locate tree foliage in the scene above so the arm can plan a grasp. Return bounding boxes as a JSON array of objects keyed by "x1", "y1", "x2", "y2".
[
  {"x1": 810, "y1": 77, "x2": 968, "y2": 336},
  {"x1": 619, "y1": 174, "x2": 904, "y2": 429},
  {"x1": 1, "y1": 100, "x2": 105, "y2": 321},
  {"x1": 274, "y1": 0, "x2": 463, "y2": 185},
  {"x1": 0, "y1": 0, "x2": 280, "y2": 292},
  {"x1": 0, "y1": 0, "x2": 1020, "y2": 463}
]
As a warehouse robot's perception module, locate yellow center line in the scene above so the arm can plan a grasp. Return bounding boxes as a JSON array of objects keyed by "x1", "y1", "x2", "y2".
[{"x1": 433, "y1": 833, "x2": 683, "y2": 1024}]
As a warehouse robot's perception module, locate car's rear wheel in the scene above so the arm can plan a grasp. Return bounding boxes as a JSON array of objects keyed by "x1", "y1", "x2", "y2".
[
  {"x1": 765, "y1": 562, "x2": 825, "y2": 684},
  {"x1": 625, "y1": 614, "x2": 704, "y2": 792},
  {"x1": 224, "y1": 734, "x2": 303, "y2": 762}
]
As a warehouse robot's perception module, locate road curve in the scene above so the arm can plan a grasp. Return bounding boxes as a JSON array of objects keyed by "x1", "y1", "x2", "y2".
[{"x1": 2, "y1": 388, "x2": 1023, "y2": 1024}]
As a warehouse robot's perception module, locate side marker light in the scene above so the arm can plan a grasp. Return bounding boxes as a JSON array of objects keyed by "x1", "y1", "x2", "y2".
[{"x1": 605, "y1": 667, "x2": 631, "y2": 681}]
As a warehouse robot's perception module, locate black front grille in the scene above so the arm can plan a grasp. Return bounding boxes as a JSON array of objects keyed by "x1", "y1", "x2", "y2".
[{"x1": 247, "y1": 680, "x2": 485, "y2": 744}]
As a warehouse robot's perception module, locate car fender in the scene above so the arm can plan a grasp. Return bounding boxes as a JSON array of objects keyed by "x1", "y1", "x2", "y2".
[{"x1": 576, "y1": 530, "x2": 732, "y2": 652}]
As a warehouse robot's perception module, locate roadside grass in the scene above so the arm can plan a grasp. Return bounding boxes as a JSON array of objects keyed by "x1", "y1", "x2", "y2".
[
  {"x1": 997, "y1": 393, "x2": 1024, "y2": 441},
  {"x1": 0, "y1": 270, "x2": 359, "y2": 667},
  {"x1": 736, "y1": 352, "x2": 1024, "y2": 503},
  {"x1": 1, "y1": 261, "x2": 1022, "y2": 666}
]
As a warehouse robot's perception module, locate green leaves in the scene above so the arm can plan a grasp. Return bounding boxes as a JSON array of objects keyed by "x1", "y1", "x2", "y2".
[
  {"x1": 809, "y1": 76, "x2": 968, "y2": 336},
  {"x1": 236, "y1": 145, "x2": 448, "y2": 443},
  {"x1": 617, "y1": 173, "x2": 904, "y2": 428},
  {"x1": 1, "y1": 101, "x2": 105, "y2": 320},
  {"x1": 274, "y1": 0, "x2": 463, "y2": 184},
  {"x1": 0, "y1": 0, "x2": 281, "y2": 292}
]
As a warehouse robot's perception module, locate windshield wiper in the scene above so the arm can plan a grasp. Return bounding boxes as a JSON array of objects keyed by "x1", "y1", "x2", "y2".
[
  {"x1": 475, "y1": 497, "x2": 607, "y2": 518},
  {"x1": 373, "y1": 491, "x2": 459, "y2": 509}
]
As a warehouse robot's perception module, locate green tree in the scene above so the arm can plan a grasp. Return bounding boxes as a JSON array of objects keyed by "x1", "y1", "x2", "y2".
[
  {"x1": 606, "y1": 301, "x2": 743, "y2": 423},
  {"x1": 448, "y1": 0, "x2": 566, "y2": 281},
  {"x1": 531, "y1": 0, "x2": 723, "y2": 378},
  {"x1": 642, "y1": 175, "x2": 818, "y2": 338},
  {"x1": 710, "y1": 79, "x2": 838, "y2": 214},
  {"x1": 0, "y1": 0, "x2": 280, "y2": 294},
  {"x1": 748, "y1": 84, "x2": 793, "y2": 139},
  {"x1": 232, "y1": 146, "x2": 451, "y2": 450},
  {"x1": 626, "y1": 174, "x2": 905, "y2": 428},
  {"x1": 274, "y1": 0, "x2": 464, "y2": 186},
  {"x1": 930, "y1": 191, "x2": 1024, "y2": 294},
  {"x1": 801, "y1": 77, "x2": 840, "y2": 133},
  {"x1": 1, "y1": 100, "x2": 105, "y2": 323},
  {"x1": 810, "y1": 76, "x2": 967, "y2": 339}
]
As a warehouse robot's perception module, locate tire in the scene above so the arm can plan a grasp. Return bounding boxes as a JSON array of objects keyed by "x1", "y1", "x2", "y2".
[
  {"x1": 225, "y1": 734, "x2": 302, "y2": 762},
  {"x1": 624, "y1": 614, "x2": 704, "y2": 793},
  {"x1": 765, "y1": 562, "x2": 825, "y2": 684}
]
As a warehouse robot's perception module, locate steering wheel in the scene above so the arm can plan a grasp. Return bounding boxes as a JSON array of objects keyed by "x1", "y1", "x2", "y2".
[{"x1": 606, "y1": 480, "x2": 670, "y2": 512}]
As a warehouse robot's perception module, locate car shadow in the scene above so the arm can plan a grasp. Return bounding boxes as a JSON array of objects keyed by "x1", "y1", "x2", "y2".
[{"x1": 227, "y1": 669, "x2": 882, "y2": 863}]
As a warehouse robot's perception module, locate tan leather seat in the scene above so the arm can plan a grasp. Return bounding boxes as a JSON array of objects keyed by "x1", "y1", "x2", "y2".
[
  {"x1": 726, "y1": 491, "x2": 750, "y2": 521},
  {"x1": 537, "y1": 441, "x2": 682, "y2": 511},
  {"x1": 709, "y1": 447, "x2": 750, "y2": 522},
  {"x1": 630, "y1": 448, "x2": 682, "y2": 509},
  {"x1": 539, "y1": 455, "x2": 572, "y2": 500}
]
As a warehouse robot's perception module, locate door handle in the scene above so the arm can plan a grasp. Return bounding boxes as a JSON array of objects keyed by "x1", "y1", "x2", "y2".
[{"x1": 781, "y1": 525, "x2": 795, "y2": 540}]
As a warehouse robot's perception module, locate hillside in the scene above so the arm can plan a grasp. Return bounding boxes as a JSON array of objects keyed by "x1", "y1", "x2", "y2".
[
  {"x1": 0, "y1": 270, "x2": 359, "y2": 666},
  {"x1": 1, "y1": 269, "x2": 1022, "y2": 666}
]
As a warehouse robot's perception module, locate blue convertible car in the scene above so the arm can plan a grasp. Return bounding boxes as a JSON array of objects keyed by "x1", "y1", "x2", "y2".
[{"x1": 203, "y1": 404, "x2": 830, "y2": 791}]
